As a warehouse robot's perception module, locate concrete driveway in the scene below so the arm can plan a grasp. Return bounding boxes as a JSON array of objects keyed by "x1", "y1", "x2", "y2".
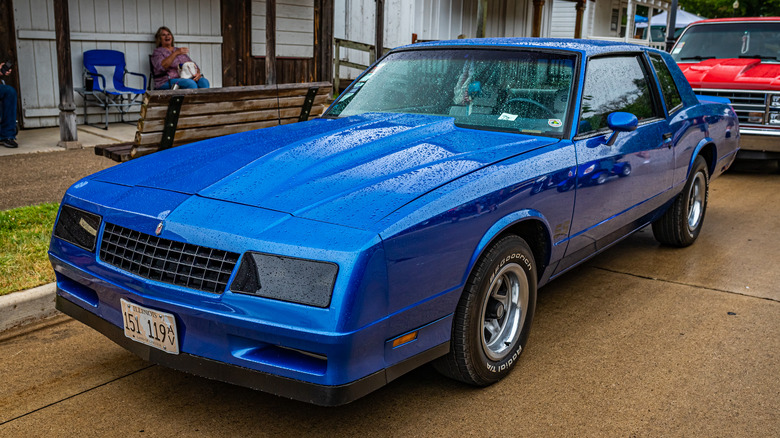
[{"x1": 1, "y1": 170, "x2": 778, "y2": 437}]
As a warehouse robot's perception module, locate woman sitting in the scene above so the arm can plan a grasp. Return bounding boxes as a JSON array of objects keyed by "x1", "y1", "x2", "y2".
[{"x1": 151, "y1": 26, "x2": 210, "y2": 89}]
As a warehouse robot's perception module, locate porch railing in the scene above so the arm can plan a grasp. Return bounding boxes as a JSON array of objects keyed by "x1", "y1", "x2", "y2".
[
  {"x1": 334, "y1": 38, "x2": 391, "y2": 95},
  {"x1": 588, "y1": 36, "x2": 667, "y2": 51}
]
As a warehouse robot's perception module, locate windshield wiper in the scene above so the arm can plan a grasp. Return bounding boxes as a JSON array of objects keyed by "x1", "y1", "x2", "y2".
[
  {"x1": 679, "y1": 56, "x2": 715, "y2": 61},
  {"x1": 453, "y1": 122, "x2": 519, "y2": 134},
  {"x1": 738, "y1": 54, "x2": 779, "y2": 61}
]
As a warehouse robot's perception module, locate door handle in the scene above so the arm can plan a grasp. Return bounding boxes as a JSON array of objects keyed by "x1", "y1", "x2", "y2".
[{"x1": 663, "y1": 132, "x2": 673, "y2": 148}]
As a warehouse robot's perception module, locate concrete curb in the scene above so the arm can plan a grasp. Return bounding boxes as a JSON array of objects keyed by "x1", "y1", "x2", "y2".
[{"x1": 0, "y1": 283, "x2": 59, "y2": 333}]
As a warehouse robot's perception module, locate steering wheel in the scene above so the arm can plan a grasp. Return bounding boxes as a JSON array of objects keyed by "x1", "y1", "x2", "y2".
[{"x1": 500, "y1": 98, "x2": 556, "y2": 119}]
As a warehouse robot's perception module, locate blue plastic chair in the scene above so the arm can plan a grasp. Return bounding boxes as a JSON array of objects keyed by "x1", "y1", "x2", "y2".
[{"x1": 80, "y1": 50, "x2": 147, "y2": 129}]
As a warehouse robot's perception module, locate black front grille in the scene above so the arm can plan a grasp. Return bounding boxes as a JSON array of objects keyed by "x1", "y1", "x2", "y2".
[{"x1": 100, "y1": 223, "x2": 240, "y2": 294}]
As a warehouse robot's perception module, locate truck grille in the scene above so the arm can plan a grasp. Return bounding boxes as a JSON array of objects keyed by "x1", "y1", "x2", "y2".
[
  {"x1": 100, "y1": 223, "x2": 240, "y2": 294},
  {"x1": 696, "y1": 89, "x2": 768, "y2": 125}
]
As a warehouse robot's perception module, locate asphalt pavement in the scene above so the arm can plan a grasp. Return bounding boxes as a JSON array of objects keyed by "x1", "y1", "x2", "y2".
[
  {"x1": 0, "y1": 167, "x2": 778, "y2": 436},
  {"x1": 0, "y1": 124, "x2": 132, "y2": 210}
]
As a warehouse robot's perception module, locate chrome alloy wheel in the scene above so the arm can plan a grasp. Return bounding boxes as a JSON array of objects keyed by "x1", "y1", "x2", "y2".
[
  {"x1": 480, "y1": 263, "x2": 529, "y2": 361},
  {"x1": 687, "y1": 171, "x2": 706, "y2": 231}
]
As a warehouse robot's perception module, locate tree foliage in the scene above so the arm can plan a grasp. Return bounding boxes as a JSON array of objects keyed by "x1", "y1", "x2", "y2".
[{"x1": 680, "y1": 0, "x2": 780, "y2": 19}]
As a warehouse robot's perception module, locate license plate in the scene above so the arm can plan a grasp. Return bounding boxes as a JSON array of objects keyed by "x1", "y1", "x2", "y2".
[{"x1": 120, "y1": 298, "x2": 179, "y2": 354}]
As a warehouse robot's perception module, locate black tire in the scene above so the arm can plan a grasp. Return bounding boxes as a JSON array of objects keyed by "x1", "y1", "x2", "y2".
[
  {"x1": 433, "y1": 235, "x2": 537, "y2": 386},
  {"x1": 652, "y1": 155, "x2": 709, "y2": 247}
]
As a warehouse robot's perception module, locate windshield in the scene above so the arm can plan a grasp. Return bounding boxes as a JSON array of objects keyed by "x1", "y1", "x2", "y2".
[
  {"x1": 672, "y1": 22, "x2": 780, "y2": 62},
  {"x1": 327, "y1": 49, "x2": 577, "y2": 137}
]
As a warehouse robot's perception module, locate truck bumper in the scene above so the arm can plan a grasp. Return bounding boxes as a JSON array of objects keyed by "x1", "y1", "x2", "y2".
[{"x1": 738, "y1": 129, "x2": 780, "y2": 159}]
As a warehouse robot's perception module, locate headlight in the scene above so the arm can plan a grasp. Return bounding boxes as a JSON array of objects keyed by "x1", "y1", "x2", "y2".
[
  {"x1": 770, "y1": 94, "x2": 780, "y2": 108},
  {"x1": 230, "y1": 252, "x2": 338, "y2": 308},
  {"x1": 769, "y1": 112, "x2": 780, "y2": 125},
  {"x1": 53, "y1": 205, "x2": 102, "y2": 252}
]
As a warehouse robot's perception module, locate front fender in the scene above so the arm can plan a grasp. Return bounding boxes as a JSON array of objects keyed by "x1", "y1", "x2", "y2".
[{"x1": 465, "y1": 210, "x2": 553, "y2": 285}]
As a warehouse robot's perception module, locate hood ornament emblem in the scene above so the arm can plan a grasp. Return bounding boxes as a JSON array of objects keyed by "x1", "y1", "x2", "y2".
[{"x1": 155, "y1": 221, "x2": 164, "y2": 236}]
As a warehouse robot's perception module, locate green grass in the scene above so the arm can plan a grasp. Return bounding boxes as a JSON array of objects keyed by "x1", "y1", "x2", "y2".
[{"x1": 0, "y1": 203, "x2": 59, "y2": 296}]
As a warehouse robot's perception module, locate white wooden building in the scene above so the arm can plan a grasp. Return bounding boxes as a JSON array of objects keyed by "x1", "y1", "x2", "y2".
[
  {"x1": 251, "y1": 0, "x2": 315, "y2": 58},
  {"x1": 550, "y1": 0, "x2": 671, "y2": 49},
  {"x1": 334, "y1": 0, "x2": 556, "y2": 82},
  {"x1": 6, "y1": 0, "x2": 651, "y2": 131},
  {"x1": 11, "y1": 0, "x2": 223, "y2": 128}
]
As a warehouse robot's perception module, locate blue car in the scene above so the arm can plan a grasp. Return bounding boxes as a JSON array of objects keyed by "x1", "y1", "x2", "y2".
[{"x1": 49, "y1": 39, "x2": 739, "y2": 405}]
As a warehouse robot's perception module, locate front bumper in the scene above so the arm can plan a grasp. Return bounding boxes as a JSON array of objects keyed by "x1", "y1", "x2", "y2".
[
  {"x1": 50, "y1": 248, "x2": 454, "y2": 405},
  {"x1": 57, "y1": 295, "x2": 448, "y2": 406}
]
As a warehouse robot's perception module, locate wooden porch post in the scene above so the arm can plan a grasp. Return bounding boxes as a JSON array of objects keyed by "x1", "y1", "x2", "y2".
[
  {"x1": 646, "y1": 6, "x2": 655, "y2": 45},
  {"x1": 220, "y1": 0, "x2": 254, "y2": 86},
  {"x1": 265, "y1": 0, "x2": 277, "y2": 85},
  {"x1": 314, "y1": 0, "x2": 334, "y2": 84},
  {"x1": 625, "y1": 0, "x2": 635, "y2": 41},
  {"x1": 532, "y1": 0, "x2": 545, "y2": 38},
  {"x1": 574, "y1": 0, "x2": 586, "y2": 39},
  {"x1": 375, "y1": 0, "x2": 384, "y2": 58},
  {"x1": 476, "y1": 0, "x2": 487, "y2": 38},
  {"x1": 53, "y1": 0, "x2": 80, "y2": 149}
]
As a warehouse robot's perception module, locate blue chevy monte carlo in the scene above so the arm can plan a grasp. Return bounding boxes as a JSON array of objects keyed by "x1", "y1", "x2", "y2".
[{"x1": 50, "y1": 39, "x2": 739, "y2": 405}]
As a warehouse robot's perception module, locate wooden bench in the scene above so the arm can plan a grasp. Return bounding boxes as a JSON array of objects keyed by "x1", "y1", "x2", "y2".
[{"x1": 95, "y1": 81, "x2": 332, "y2": 162}]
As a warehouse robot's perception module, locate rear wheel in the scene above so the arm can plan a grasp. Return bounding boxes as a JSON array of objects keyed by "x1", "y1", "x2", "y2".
[
  {"x1": 652, "y1": 155, "x2": 709, "y2": 247},
  {"x1": 434, "y1": 235, "x2": 537, "y2": 385}
]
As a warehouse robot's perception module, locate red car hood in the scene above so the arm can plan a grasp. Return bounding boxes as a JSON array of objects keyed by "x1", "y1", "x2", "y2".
[{"x1": 678, "y1": 58, "x2": 780, "y2": 90}]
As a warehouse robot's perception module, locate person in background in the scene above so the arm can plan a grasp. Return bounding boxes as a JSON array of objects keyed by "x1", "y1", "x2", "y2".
[
  {"x1": 151, "y1": 26, "x2": 210, "y2": 90},
  {"x1": 0, "y1": 61, "x2": 18, "y2": 148}
]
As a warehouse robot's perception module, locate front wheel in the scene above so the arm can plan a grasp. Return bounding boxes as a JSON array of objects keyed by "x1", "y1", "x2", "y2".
[
  {"x1": 652, "y1": 155, "x2": 709, "y2": 247},
  {"x1": 433, "y1": 235, "x2": 537, "y2": 385}
]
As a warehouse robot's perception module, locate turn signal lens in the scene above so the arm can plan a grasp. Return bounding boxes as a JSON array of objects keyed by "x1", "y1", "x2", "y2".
[
  {"x1": 391, "y1": 331, "x2": 418, "y2": 348},
  {"x1": 747, "y1": 112, "x2": 764, "y2": 123}
]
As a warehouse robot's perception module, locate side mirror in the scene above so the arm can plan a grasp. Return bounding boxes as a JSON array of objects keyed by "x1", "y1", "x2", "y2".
[{"x1": 605, "y1": 112, "x2": 638, "y2": 146}]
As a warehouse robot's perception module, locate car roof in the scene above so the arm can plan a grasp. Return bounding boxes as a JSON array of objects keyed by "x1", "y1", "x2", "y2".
[
  {"x1": 402, "y1": 37, "x2": 661, "y2": 57},
  {"x1": 690, "y1": 17, "x2": 780, "y2": 24}
]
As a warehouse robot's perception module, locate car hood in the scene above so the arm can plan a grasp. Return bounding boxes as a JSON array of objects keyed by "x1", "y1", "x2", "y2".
[
  {"x1": 93, "y1": 113, "x2": 557, "y2": 229},
  {"x1": 679, "y1": 58, "x2": 780, "y2": 90}
]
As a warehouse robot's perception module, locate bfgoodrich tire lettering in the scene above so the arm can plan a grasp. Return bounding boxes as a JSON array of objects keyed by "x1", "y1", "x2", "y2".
[
  {"x1": 434, "y1": 235, "x2": 537, "y2": 386},
  {"x1": 652, "y1": 155, "x2": 709, "y2": 247}
]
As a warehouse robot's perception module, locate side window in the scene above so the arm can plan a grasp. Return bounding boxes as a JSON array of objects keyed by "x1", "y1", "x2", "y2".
[
  {"x1": 649, "y1": 54, "x2": 683, "y2": 114},
  {"x1": 578, "y1": 56, "x2": 658, "y2": 135}
]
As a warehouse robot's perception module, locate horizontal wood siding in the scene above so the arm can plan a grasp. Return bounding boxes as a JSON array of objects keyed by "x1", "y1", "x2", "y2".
[
  {"x1": 251, "y1": 0, "x2": 314, "y2": 58},
  {"x1": 334, "y1": 0, "x2": 414, "y2": 81},
  {"x1": 13, "y1": 0, "x2": 222, "y2": 128},
  {"x1": 250, "y1": 57, "x2": 315, "y2": 84},
  {"x1": 334, "y1": 0, "x2": 554, "y2": 82},
  {"x1": 550, "y1": 0, "x2": 576, "y2": 38}
]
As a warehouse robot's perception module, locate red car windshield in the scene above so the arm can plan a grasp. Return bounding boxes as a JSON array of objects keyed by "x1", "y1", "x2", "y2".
[{"x1": 672, "y1": 21, "x2": 780, "y2": 62}]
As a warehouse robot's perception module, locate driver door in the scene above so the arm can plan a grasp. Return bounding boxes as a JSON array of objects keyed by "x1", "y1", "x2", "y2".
[{"x1": 557, "y1": 54, "x2": 674, "y2": 272}]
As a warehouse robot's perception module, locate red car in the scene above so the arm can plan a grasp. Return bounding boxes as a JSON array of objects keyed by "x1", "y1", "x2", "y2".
[{"x1": 671, "y1": 17, "x2": 780, "y2": 161}]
